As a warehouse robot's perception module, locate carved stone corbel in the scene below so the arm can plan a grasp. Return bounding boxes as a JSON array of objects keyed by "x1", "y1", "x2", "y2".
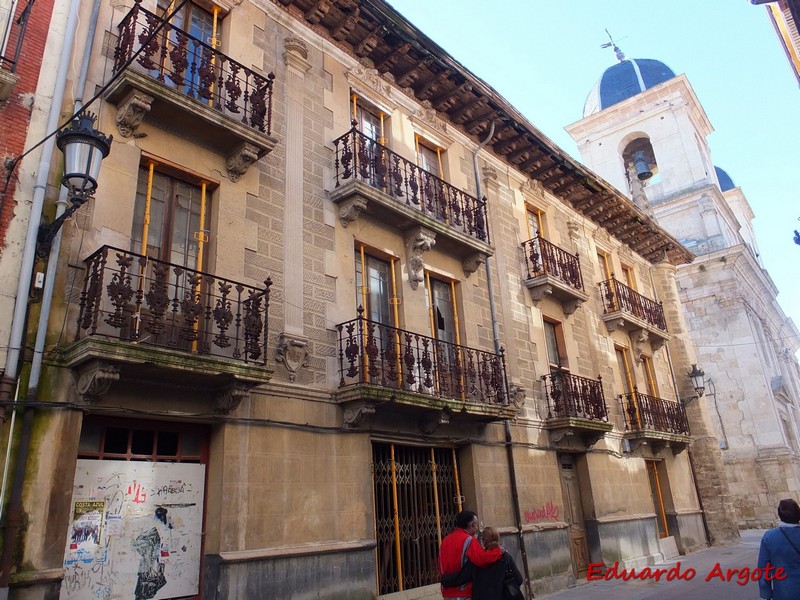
[
  {"x1": 283, "y1": 37, "x2": 311, "y2": 73},
  {"x1": 419, "y1": 410, "x2": 450, "y2": 434},
  {"x1": 604, "y1": 318, "x2": 627, "y2": 333},
  {"x1": 567, "y1": 220, "x2": 580, "y2": 244},
  {"x1": 338, "y1": 196, "x2": 367, "y2": 227},
  {"x1": 115, "y1": 89, "x2": 154, "y2": 137},
  {"x1": 631, "y1": 329, "x2": 649, "y2": 360},
  {"x1": 214, "y1": 383, "x2": 250, "y2": 414},
  {"x1": 276, "y1": 332, "x2": 309, "y2": 382},
  {"x1": 226, "y1": 142, "x2": 260, "y2": 182},
  {"x1": 650, "y1": 337, "x2": 666, "y2": 353},
  {"x1": 404, "y1": 227, "x2": 436, "y2": 290},
  {"x1": 550, "y1": 429, "x2": 574, "y2": 444},
  {"x1": 529, "y1": 284, "x2": 553, "y2": 304},
  {"x1": 343, "y1": 402, "x2": 375, "y2": 428},
  {"x1": 563, "y1": 299, "x2": 583, "y2": 317},
  {"x1": 463, "y1": 252, "x2": 486, "y2": 277},
  {"x1": 76, "y1": 362, "x2": 120, "y2": 403}
]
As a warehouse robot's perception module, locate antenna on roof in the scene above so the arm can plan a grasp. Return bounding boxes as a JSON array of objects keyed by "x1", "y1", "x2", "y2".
[{"x1": 601, "y1": 29, "x2": 627, "y2": 62}]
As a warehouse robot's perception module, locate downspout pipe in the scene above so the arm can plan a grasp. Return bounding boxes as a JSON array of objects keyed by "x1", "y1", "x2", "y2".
[
  {"x1": 0, "y1": 0, "x2": 82, "y2": 595},
  {"x1": 472, "y1": 125, "x2": 532, "y2": 598}
]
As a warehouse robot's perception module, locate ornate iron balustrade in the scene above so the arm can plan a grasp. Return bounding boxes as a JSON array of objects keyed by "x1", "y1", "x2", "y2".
[
  {"x1": 114, "y1": 0, "x2": 275, "y2": 134},
  {"x1": 336, "y1": 308, "x2": 507, "y2": 404},
  {"x1": 620, "y1": 391, "x2": 690, "y2": 435},
  {"x1": 522, "y1": 235, "x2": 584, "y2": 291},
  {"x1": 333, "y1": 124, "x2": 490, "y2": 243},
  {"x1": 76, "y1": 246, "x2": 272, "y2": 365},
  {"x1": 598, "y1": 277, "x2": 667, "y2": 331},
  {"x1": 541, "y1": 371, "x2": 608, "y2": 421}
]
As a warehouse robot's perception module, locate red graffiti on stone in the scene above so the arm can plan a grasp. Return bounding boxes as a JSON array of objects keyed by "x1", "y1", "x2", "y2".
[
  {"x1": 524, "y1": 501, "x2": 559, "y2": 522},
  {"x1": 127, "y1": 480, "x2": 148, "y2": 503}
]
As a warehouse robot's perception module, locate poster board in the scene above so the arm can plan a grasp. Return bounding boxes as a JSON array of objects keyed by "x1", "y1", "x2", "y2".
[{"x1": 61, "y1": 460, "x2": 205, "y2": 600}]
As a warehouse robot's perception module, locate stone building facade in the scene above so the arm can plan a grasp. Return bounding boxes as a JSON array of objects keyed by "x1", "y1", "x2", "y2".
[
  {"x1": 567, "y1": 53, "x2": 800, "y2": 527},
  {"x1": 0, "y1": 1, "x2": 739, "y2": 598}
]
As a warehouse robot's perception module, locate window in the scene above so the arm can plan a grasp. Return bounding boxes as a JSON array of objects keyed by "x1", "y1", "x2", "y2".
[
  {"x1": 427, "y1": 276, "x2": 458, "y2": 345},
  {"x1": 355, "y1": 247, "x2": 396, "y2": 327},
  {"x1": 157, "y1": 1, "x2": 222, "y2": 99},
  {"x1": 597, "y1": 250, "x2": 612, "y2": 281},
  {"x1": 352, "y1": 95, "x2": 385, "y2": 143},
  {"x1": 544, "y1": 318, "x2": 568, "y2": 373},
  {"x1": 526, "y1": 207, "x2": 544, "y2": 240},
  {"x1": 78, "y1": 418, "x2": 207, "y2": 463},
  {"x1": 373, "y1": 442, "x2": 461, "y2": 594},
  {"x1": 131, "y1": 164, "x2": 211, "y2": 271},
  {"x1": 621, "y1": 264, "x2": 636, "y2": 291},
  {"x1": 640, "y1": 355, "x2": 659, "y2": 397},
  {"x1": 615, "y1": 346, "x2": 635, "y2": 395}
]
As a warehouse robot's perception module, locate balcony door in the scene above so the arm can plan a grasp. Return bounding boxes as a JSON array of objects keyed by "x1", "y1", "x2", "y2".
[
  {"x1": 428, "y1": 278, "x2": 456, "y2": 345},
  {"x1": 355, "y1": 251, "x2": 393, "y2": 327},
  {"x1": 132, "y1": 167, "x2": 208, "y2": 272}
]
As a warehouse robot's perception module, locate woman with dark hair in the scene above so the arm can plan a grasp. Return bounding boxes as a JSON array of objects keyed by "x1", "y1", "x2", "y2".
[
  {"x1": 758, "y1": 498, "x2": 800, "y2": 600},
  {"x1": 439, "y1": 511, "x2": 503, "y2": 599}
]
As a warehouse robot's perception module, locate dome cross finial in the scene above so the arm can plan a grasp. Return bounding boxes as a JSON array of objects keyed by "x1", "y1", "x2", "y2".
[{"x1": 601, "y1": 28, "x2": 626, "y2": 62}]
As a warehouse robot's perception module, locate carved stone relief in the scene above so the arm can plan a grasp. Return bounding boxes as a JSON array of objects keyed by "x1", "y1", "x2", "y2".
[
  {"x1": 338, "y1": 196, "x2": 367, "y2": 227},
  {"x1": 214, "y1": 383, "x2": 250, "y2": 414},
  {"x1": 226, "y1": 142, "x2": 260, "y2": 182},
  {"x1": 276, "y1": 332, "x2": 309, "y2": 382},
  {"x1": 343, "y1": 402, "x2": 375, "y2": 428},
  {"x1": 76, "y1": 362, "x2": 120, "y2": 403},
  {"x1": 463, "y1": 252, "x2": 486, "y2": 278}
]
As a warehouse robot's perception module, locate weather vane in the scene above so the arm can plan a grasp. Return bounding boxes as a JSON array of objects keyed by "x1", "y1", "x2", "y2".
[{"x1": 601, "y1": 29, "x2": 627, "y2": 62}]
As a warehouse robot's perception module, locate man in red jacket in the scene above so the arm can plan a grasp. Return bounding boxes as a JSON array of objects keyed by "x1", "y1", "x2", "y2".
[{"x1": 439, "y1": 511, "x2": 503, "y2": 599}]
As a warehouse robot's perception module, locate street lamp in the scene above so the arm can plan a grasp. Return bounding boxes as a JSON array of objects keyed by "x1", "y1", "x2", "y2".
[
  {"x1": 36, "y1": 112, "x2": 111, "y2": 258},
  {"x1": 688, "y1": 364, "x2": 706, "y2": 398}
]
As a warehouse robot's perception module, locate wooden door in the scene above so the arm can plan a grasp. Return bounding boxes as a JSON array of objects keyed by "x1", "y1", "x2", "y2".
[{"x1": 558, "y1": 454, "x2": 590, "y2": 578}]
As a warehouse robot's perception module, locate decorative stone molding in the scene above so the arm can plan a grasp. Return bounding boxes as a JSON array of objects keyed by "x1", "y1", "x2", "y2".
[
  {"x1": 343, "y1": 402, "x2": 375, "y2": 428},
  {"x1": 550, "y1": 429, "x2": 574, "y2": 444},
  {"x1": 115, "y1": 88, "x2": 154, "y2": 137},
  {"x1": 462, "y1": 252, "x2": 486, "y2": 278},
  {"x1": 650, "y1": 337, "x2": 666, "y2": 353},
  {"x1": 529, "y1": 284, "x2": 553, "y2": 304},
  {"x1": 419, "y1": 411, "x2": 450, "y2": 434},
  {"x1": 214, "y1": 383, "x2": 250, "y2": 414},
  {"x1": 567, "y1": 220, "x2": 581, "y2": 243},
  {"x1": 604, "y1": 318, "x2": 627, "y2": 333},
  {"x1": 563, "y1": 299, "x2": 582, "y2": 317},
  {"x1": 405, "y1": 227, "x2": 436, "y2": 290},
  {"x1": 520, "y1": 178, "x2": 544, "y2": 199},
  {"x1": 283, "y1": 37, "x2": 311, "y2": 73},
  {"x1": 338, "y1": 196, "x2": 367, "y2": 227},
  {"x1": 276, "y1": 332, "x2": 309, "y2": 382},
  {"x1": 412, "y1": 107, "x2": 448, "y2": 136},
  {"x1": 76, "y1": 362, "x2": 120, "y2": 403},
  {"x1": 482, "y1": 165, "x2": 498, "y2": 187},
  {"x1": 226, "y1": 142, "x2": 260, "y2": 182},
  {"x1": 345, "y1": 65, "x2": 397, "y2": 111}
]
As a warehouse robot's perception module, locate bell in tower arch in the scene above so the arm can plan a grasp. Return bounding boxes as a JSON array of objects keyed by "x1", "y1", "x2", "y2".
[{"x1": 631, "y1": 150, "x2": 653, "y2": 180}]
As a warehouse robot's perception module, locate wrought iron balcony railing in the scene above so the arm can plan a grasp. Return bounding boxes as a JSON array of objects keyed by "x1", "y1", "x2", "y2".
[
  {"x1": 0, "y1": 0, "x2": 33, "y2": 73},
  {"x1": 113, "y1": 1, "x2": 275, "y2": 134},
  {"x1": 336, "y1": 308, "x2": 508, "y2": 405},
  {"x1": 598, "y1": 277, "x2": 667, "y2": 332},
  {"x1": 541, "y1": 371, "x2": 608, "y2": 421},
  {"x1": 76, "y1": 246, "x2": 272, "y2": 365},
  {"x1": 522, "y1": 235, "x2": 584, "y2": 291},
  {"x1": 620, "y1": 391, "x2": 690, "y2": 435},
  {"x1": 333, "y1": 124, "x2": 490, "y2": 244}
]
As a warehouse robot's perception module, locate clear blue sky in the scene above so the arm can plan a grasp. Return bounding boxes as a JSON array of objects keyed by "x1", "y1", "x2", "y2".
[{"x1": 388, "y1": 0, "x2": 800, "y2": 350}]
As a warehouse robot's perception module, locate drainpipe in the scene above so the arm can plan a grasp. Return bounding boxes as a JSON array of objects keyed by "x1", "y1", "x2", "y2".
[
  {"x1": 0, "y1": 0, "x2": 83, "y2": 595},
  {"x1": 472, "y1": 125, "x2": 532, "y2": 599}
]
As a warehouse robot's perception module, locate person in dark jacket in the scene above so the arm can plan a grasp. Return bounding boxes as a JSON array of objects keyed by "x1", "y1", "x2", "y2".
[
  {"x1": 471, "y1": 527, "x2": 523, "y2": 600},
  {"x1": 439, "y1": 511, "x2": 503, "y2": 599},
  {"x1": 758, "y1": 498, "x2": 800, "y2": 600}
]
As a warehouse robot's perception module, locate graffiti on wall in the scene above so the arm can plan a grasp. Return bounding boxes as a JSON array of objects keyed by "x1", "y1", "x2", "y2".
[
  {"x1": 524, "y1": 501, "x2": 559, "y2": 523},
  {"x1": 61, "y1": 460, "x2": 205, "y2": 600}
]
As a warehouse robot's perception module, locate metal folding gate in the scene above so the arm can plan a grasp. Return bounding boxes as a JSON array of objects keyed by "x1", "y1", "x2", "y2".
[{"x1": 372, "y1": 442, "x2": 461, "y2": 595}]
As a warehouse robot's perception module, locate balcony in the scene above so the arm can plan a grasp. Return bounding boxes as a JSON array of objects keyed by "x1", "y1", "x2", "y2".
[
  {"x1": 0, "y1": 0, "x2": 30, "y2": 100},
  {"x1": 104, "y1": 2, "x2": 277, "y2": 181},
  {"x1": 598, "y1": 277, "x2": 670, "y2": 352},
  {"x1": 522, "y1": 235, "x2": 588, "y2": 316},
  {"x1": 335, "y1": 309, "x2": 515, "y2": 429},
  {"x1": 59, "y1": 246, "x2": 272, "y2": 412},
  {"x1": 330, "y1": 125, "x2": 492, "y2": 277},
  {"x1": 541, "y1": 372, "x2": 612, "y2": 448},
  {"x1": 620, "y1": 391, "x2": 691, "y2": 454}
]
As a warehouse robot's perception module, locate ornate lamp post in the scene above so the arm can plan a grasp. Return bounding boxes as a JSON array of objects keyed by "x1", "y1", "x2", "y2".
[
  {"x1": 36, "y1": 112, "x2": 111, "y2": 258},
  {"x1": 688, "y1": 364, "x2": 706, "y2": 398}
]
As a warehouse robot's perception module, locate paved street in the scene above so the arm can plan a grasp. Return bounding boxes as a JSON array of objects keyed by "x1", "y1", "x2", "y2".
[{"x1": 540, "y1": 530, "x2": 772, "y2": 600}]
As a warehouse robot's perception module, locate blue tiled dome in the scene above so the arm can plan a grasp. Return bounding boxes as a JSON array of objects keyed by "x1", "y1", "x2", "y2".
[
  {"x1": 584, "y1": 59, "x2": 676, "y2": 117},
  {"x1": 715, "y1": 166, "x2": 735, "y2": 192}
]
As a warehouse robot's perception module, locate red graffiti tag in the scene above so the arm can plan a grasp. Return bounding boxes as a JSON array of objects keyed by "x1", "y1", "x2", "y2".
[
  {"x1": 524, "y1": 501, "x2": 559, "y2": 522},
  {"x1": 127, "y1": 481, "x2": 148, "y2": 503}
]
